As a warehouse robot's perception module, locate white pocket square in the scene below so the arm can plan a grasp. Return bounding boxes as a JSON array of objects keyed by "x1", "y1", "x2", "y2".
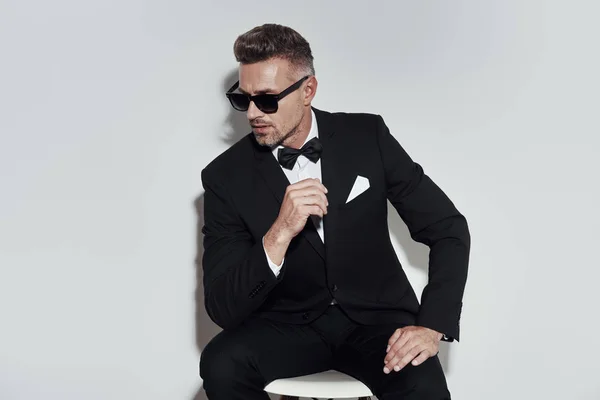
[{"x1": 345, "y1": 175, "x2": 370, "y2": 203}]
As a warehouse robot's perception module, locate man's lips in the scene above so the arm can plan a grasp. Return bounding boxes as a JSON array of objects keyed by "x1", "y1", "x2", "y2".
[{"x1": 252, "y1": 125, "x2": 271, "y2": 134}]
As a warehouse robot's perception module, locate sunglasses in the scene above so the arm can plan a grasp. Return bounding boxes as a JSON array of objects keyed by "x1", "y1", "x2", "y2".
[{"x1": 226, "y1": 75, "x2": 310, "y2": 114}]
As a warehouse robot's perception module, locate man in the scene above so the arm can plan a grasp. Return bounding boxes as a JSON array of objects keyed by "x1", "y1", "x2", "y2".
[{"x1": 199, "y1": 23, "x2": 470, "y2": 400}]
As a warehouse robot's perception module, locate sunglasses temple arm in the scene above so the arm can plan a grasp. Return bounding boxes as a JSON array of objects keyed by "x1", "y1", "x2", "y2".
[{"x1": 227, "y1": 81, "x2": 239, "y2": 93}]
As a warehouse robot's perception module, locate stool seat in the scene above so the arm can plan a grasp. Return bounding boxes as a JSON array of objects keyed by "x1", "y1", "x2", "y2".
[{"x1": 264, "y1": 369, "x2": 373, "y2": 399}]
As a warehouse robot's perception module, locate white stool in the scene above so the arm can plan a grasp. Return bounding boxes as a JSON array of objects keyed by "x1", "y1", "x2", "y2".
[{"x1": 264, "y1": 369, "x2": 373, "y2": 400}]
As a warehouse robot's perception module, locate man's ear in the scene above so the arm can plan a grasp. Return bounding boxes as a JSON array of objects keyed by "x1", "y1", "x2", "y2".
[{"x1": 303, "y1": 76, "x2": 318, "y2": 106}]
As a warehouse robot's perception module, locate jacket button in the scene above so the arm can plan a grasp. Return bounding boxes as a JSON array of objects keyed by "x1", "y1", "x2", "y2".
[{"x1": 302, "y1": 312, "x2": 309, "y2": 320}]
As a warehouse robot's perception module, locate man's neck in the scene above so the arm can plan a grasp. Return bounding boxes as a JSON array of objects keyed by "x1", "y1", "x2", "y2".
[{"x1": 281, "y1": 109, "x2": 313, "y2": 149}]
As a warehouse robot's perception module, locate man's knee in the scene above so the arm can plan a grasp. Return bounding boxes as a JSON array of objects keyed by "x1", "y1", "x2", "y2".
[
  {"x1": 199, "y1": 333, "x2": 255, "y2": 387},
  {"x1": 380, "y1": 357, "x2": 450, "y2": 400}
]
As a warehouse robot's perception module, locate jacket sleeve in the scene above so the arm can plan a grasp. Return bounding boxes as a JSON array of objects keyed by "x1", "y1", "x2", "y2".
[
  {"x1": 374, "y1": 115, "x2": 470, "y2": 341},
  {"x1": 199, "y1": 167, "x2": 284, "y2": 330}
]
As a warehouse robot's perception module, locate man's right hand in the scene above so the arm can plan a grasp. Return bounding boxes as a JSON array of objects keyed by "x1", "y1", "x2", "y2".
[
  {"x1": 263, "y1": 178, "x2": 328, "y2": 264},
  {"x1": 276, "y1": 178, "x2": 328, "y2": 239}
]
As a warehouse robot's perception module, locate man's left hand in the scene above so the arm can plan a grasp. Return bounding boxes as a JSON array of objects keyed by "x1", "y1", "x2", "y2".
[{"x1": 383, "y1": 326, "x2": 443, "y2": 374}]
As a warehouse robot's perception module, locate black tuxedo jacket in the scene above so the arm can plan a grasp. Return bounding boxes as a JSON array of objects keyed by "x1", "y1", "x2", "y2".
[{"x1": 200, "y1": 108, "x2": 470, "y2": 341}]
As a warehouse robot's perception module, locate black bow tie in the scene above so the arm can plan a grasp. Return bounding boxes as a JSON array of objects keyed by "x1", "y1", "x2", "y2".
[{"x1": 277, "y1": 137, "x2": 323, "y2": 170}]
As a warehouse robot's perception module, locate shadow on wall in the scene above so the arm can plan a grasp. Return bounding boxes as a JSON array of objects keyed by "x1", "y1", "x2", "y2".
[
  {"x1": 191, "y1": 69, "x2": 253, "y2": 400},
  {"x1": 194, "y1": 68, "x2": 252, "y2": 354},
  {"x1": 191, "y1": 193, "x2": 216, "y2": 400},
  {"x1": 194, "y1": 70, "x2": 251, "y2": 353},
  {"x1": 222, "y1": 68, "x2": 252, "y2": 146}
]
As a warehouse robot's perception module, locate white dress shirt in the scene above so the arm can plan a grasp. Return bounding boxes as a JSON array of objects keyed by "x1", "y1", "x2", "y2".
[{"x1": 262, "y1": 110, "x2": 324, "y2": 277}]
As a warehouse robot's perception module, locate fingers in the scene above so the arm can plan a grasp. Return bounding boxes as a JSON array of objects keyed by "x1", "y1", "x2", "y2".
[
  {"x1": 286, "y1": 179, "x2": 329, "y2": 215},
  {"x1": 386, "y1": 328, "x2": 403, "y2": 352},
  {"x1": 299, "y1": 195, "x2": 328, "y2": 216},
  {"x1": 410, "y1": 351, "x2": 430, "y2": 367},
  {"x1": 385, "y1": 329, "x2": 409, "y2": 364},
  {"x1": 383, "y1": 327, "x2": 439, "y2": 374},
  {"x1": 306, "y1": 205, "x2": 325, "y2": 218},
  {"x1": 292, "y1": 190, "x2": 328, "y2": 208},
  {"x1": 394, "y1": 346, "x2": 428, "y2": 371},
  {"x1": 384, "y1": 339, "x2": 420, "y2": 374},
  {"x1": 288, "y1": 177, "x2": 328, "y2": 194},
  {"x1": 277, "y1": 179, "x2": 329, "y2": 238}
]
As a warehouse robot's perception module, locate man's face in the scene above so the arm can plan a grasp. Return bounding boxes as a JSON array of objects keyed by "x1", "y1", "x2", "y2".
[{"x1": 238, "y1": 58, "x2": 308, "y2": 148}]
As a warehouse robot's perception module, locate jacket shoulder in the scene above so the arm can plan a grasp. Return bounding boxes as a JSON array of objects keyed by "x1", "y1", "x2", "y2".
[
  {"x1": 201, "y1": 133, "x2": 255, "y2": 183},
  {"x1": 315, "y1": 108, "x2": 382, "y2": 131}
]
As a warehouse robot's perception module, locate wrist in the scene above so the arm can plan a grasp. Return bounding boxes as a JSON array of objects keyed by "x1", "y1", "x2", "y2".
[
  {"x1": 264, "y1": 225, "x2": 291, "y2": 253},
  {"x1": 426, "y1": 328, "x2": 443, "y2": 342},
  {"x1": 264, "y1": 224, "x2": 292, "y2": 262},
  {"x1": 267, "y1": 221, "x2": 293, "y2": 245}
]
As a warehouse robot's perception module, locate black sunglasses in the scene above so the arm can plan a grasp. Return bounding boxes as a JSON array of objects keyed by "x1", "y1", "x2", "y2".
[{"x1": 226, "y1": 76, "x2": 310, "y2": 114}]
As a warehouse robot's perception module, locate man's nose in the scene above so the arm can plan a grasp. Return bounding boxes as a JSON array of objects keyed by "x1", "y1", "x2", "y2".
[{"x1": 246, "y1": 101, "x2": 262, "y2": 121}]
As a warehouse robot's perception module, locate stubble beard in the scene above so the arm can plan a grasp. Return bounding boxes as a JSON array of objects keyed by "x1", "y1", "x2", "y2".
[{"x1": 256, "y1": 122, "x2": 300, "y2": 149}]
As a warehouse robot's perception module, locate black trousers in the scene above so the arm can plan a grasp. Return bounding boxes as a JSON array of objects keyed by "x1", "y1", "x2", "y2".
[{"x1": 200, "y1": 305, "x2": 450, "y2": 399}]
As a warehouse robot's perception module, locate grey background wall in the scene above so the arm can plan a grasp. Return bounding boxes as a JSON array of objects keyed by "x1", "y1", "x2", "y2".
[{"x1": 1, "y1": 1, "x2": 598, "y2": 399}]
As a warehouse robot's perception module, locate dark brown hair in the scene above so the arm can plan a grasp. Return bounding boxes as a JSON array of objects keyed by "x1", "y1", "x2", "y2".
[{"x1": 233, "y1": 24, "x2": 315, "y2": 77}]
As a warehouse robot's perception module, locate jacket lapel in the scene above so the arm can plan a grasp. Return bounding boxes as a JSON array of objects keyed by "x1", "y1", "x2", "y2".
[
  {"x1": 253, "y1": 130, "x2": 326, "y2": 260},
  {"x1": 252, "y1": 108, "x2": 358, "y2": 261},
  {"x1": 315, "y1": 109, "x2": 359, "y2": 249},
  {"x1": 314, "y1": 108, "x2": 356, "y2": 210}
]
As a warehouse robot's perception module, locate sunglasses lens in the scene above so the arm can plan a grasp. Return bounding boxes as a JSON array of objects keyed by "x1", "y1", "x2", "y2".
[
  {"x1": 228, "y1": 94, "x2": 250, "y2": 111},
  {"x1": 227, "y1": 93, "x2": 279, "y2": 113},
  {"x1": 254, "y1": 95, "x2": 278, "y2": 114}
]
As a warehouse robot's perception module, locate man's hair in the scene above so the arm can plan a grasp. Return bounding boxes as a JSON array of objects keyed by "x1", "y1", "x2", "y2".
[{"x1": 233, "y1": 24, "x2": 315, "y2": 78}]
